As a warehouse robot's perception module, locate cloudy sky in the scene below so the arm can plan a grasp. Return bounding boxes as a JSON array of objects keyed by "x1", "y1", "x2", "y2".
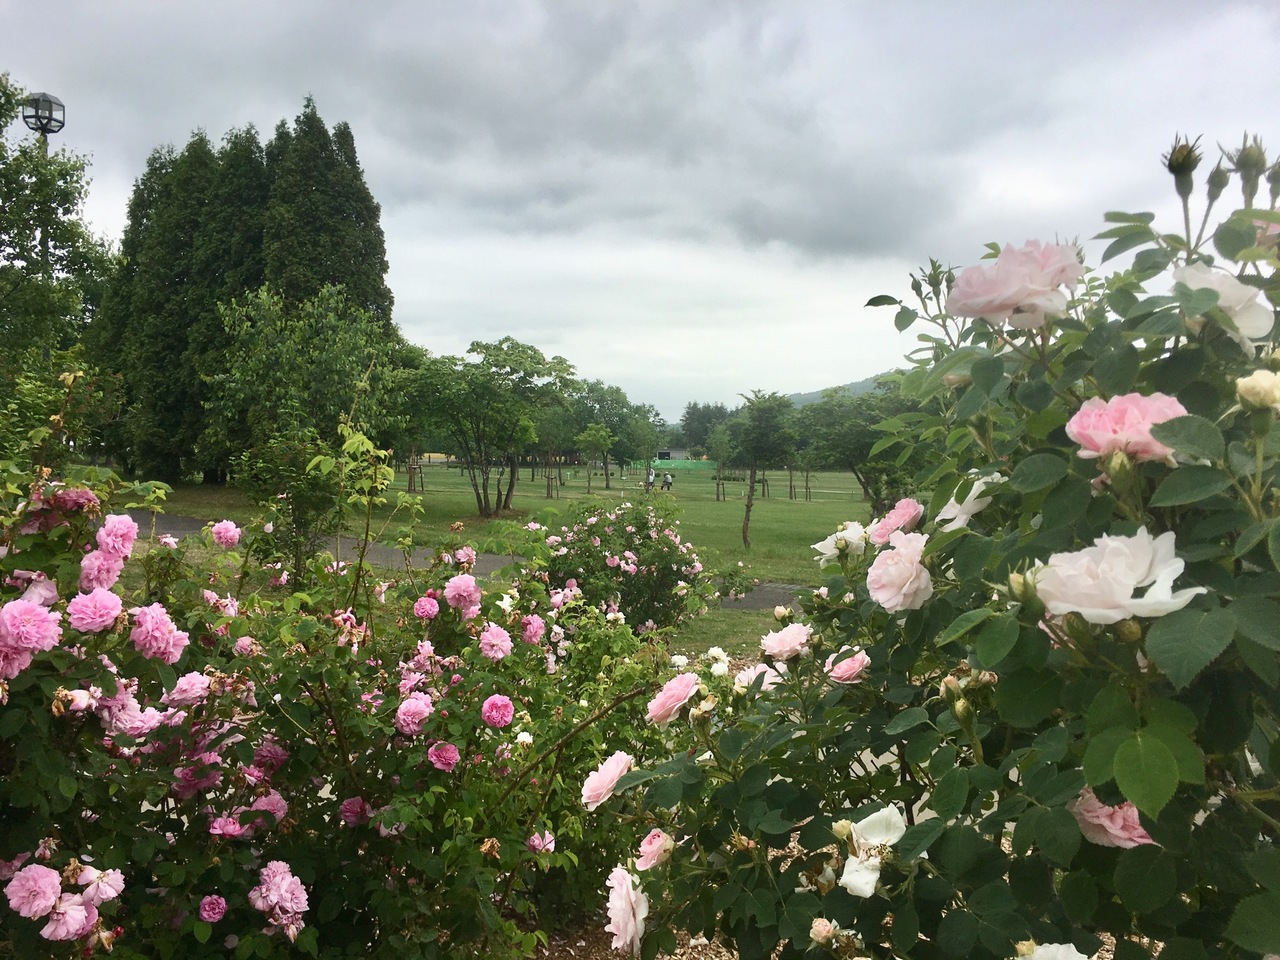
[{"x1": 4, "y1": 1, "x2": 1278, "y2": 421}]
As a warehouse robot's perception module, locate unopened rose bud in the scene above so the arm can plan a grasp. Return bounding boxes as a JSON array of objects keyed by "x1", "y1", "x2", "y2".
[
  {"x1": 943, "y1": 372, "x2": 972, "y2": 389},
  {"x1": 1229, "y1": 134, "x2": 1269, "y2": 207},
  {"x1": 940, "y1": 675, "x2": 964, "y2": 706},
  {"x1": 773, "y1": 605, "x2": 789, "y2": 621},
  {"x1": 1164, "y1": 134, "x2": 1202, "y2": 201},
  {"x1": 1207, "y1": 162, "x2": 1230, "y2": 203},
  {"x1": 831, "y1": 819, "x2": 853, "y2": 842},
  {"x1": 1114, "y1": 619, "x2": 1143, "y2": 644},
  {"x1": 810, "y1": 918, "x2": 836, "y2": 945},
  {"x1": 1062, "y1": 611, "x2": 1093, "y2": 645}
]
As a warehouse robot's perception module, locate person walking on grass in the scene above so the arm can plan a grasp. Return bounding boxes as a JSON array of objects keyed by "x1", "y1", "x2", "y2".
[{"x1": 662, "y1": 472, "x2": 673, "y2": 491}]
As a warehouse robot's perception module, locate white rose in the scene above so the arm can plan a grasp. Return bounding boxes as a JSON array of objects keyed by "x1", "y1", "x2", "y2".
[
  {"x1": 1032, "y1": 529, "x2": 1207, "y2": 625},
  {"x1": 936, "y1": 475, "x2": 1005, "y2": 532},
  {"x1": 1236, "y1": 369, "x2": 1280, "y2": 411},
  {"x1": 1174, "y1": 262, "x2": 1274, "y2": 349}
]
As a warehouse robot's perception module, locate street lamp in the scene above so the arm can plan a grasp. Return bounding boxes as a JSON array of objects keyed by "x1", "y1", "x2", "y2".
[{"x1": 22, "y1": 92, "x2": 65, "y2": 141}]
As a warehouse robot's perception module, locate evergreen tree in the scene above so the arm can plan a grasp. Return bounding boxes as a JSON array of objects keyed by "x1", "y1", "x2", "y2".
[{"x1": 263, "y1": 99, "x2": 393, "y2": 328}]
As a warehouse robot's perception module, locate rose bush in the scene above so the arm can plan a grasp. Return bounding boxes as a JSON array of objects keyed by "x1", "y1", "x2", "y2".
[
  {"x1": 0, "y1": 426, "x2": 674, "y2": 958},
  {"x1": 594, "y1": 136, "x2": 1280, "y2": 959}
]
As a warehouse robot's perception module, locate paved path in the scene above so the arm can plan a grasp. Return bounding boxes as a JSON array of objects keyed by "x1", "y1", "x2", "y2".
[{"x1": 127, "y1": 511, "x2": 803, "y2": 612}]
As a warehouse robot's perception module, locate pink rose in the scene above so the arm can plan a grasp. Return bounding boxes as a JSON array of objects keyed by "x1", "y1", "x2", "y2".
[
  {"x1": 395, "y1": 691, "x2": 434, "y2": 735},
  {"x1": 129, "y1": 602, "x2": 190, "y2": 664},
  {"x1": 825, "y1": 647, "x2": 870, "y2": 684},
  {"x1": 40, "y1": 892, "x2": 94, "y2": 941},
  {"x1": 646, "y1": 672, "x2": 700, "y2": 726},
  {"x1": 481, "y1": 694, "x2": 515, "y2": 728},
  {"x1": 479, "y1": 623, "x2": 513, "y2": 661},
  {"x1": 521, "y1": 614, "x2": 545, "y2": 644},
  {"x1": 54, "y1": 487, "x2": 99, "y2": 513},
  {"x1": 95, "y1": 514, "x2": 138, "y2": 558},
  {"x1": 199, "y1": 894, "x2": 227, "y2": 923},
  {"x1": 582, "y1": 751, "x2": 634, "y2": 811},
  {"x1": 67, "y1": 588, "x2": 123, "y2": 634},
  {"x1": 866, "y1": 531, "x2": 933, "y2": 613},
  {"x1": 603, "y1": 866, "x2": 648, "y2": 955},
  {"x1": 76, "y1": 867, "x2": 124, "y2": 905},
  {"x1": 161, "y1": 672, "x2": 211, "y2": 707},
  {"x1": 340, "y1": 796, "x2": 374, "y2": 826},
  {"x1": 79, "y1": 550, "x2": 124, "y2": 592},
  {"x1": 413, "y1": 596, "x2": 439, "y2": 620},
  {"x1": 1065, "y1": 392, "x2": 1188, "y2": 464},
  {"x1": 635, "y1": 828, "x2": 674, "y2": 870},
  {"x1": 5, "y1": 863, "x2": 62, "y2": 918},
  {"x1": 947, "y1": 240, "x2": 1084, "y2": 329},
  {"x1": 733, "y1": 663, "x2": 783, "y2": 695},
  {"x1": 868, "y1": 498, "x2": 924, "y2": 545},
  {"x1": 0, "y1": 599, "x2": 63, "y2": 654},
  {"x1": 443, "y1": 574, "x2": 482, "y2": 619},
  {"x1": 428, "y1": 742, "x2": 461, "y2": 772},
  {"x1": 1068, "y1": 788, "x2": 1155, "y2": 848},
  {"x1": 526, "y1": 830, "x2": 556, "y2": 854},
  {"x1": 210, "y1": 520, "x2": 241, "y2": 548},
  {"x1": 761, "y1": 622, "x2": 811, "y2": 660}
]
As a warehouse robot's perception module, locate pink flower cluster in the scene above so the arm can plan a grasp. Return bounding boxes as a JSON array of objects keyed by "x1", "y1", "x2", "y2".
[
  {"x1": 4, "y1": 862, "x2": 123, "y2": 942},
  {"x1": 868, "y1": 498, "x2": 924, "y2": 545},
  {"x1": 210, "y1": 520, "x2": 241, "y2": 548},
  {"x1": 0, "y1": 598, "x2": 62, "y2": 679},
  {"x1": 248, "y1": 861, "x2": 308, "y2": 942},
  {"x1": 395, "y1": 691, "x2": 435, "y2": 735},
  {"x1": 866, "y1": 531, "x2": 934, "y2": 613},
  {"x1": 66, "y1": 588, "x2": 123, "y2": 634},
  {"x1": 479, "y1": 623, "x2": 513, "y2": 661},
  {"x1": 444, "y1": 574, "x2": 482, "y2": 619},
  {"x1": 129, "y1": 602, "x2": 190, "y2": 664},
  {"x1": 646, "y1": 673, "x2": 700, "y2": 726},
  {"x1": 79, "y1": 514, "x2": 138, "y2": 592},
  {"x1": 761, "y1": 622, "x2": 811, "y2": 660},
  {"x1": 481, "y1": 694, "x2": 514, "y2": 728}
]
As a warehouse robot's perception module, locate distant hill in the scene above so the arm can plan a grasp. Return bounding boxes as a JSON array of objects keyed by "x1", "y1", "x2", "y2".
[{"x1": 787, "y1": 374, "x2": 884, "y2": 409}]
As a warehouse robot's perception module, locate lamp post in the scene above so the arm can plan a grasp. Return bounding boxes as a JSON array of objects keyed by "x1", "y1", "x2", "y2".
[{"x1": 22, "y1": 92, "x2": 64, "y2": 357}]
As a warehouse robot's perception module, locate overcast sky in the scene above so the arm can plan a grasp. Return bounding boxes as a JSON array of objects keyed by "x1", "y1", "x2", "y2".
[{"x1": 4, "y1": 1, "x2": 1278, "y2": 421}]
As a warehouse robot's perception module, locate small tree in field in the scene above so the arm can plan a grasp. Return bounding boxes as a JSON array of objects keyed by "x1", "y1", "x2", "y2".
[
  {"x1": 737, "y1": 390, "x2": 795, "y2": 549},
  {"x1": 575, "y1": 422, "x2": 615, "y2": 495}
]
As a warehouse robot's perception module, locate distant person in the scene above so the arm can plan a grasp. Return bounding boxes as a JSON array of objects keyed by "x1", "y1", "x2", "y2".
[
  {"x1": 662, "y1": 472, "x2": 673, "y2": 491},
  {"x1": 646, "y1": 465, "x2": 655, "y2": 491}
]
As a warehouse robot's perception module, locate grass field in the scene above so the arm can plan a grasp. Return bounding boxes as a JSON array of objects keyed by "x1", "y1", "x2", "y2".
[{"x1": 152, "y1": 461, "x2": 862, "y2": 659}]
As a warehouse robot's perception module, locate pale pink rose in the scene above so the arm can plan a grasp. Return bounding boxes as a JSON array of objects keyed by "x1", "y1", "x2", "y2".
[
  {"x1": 603, "y1": 866, "x2": 648, "y2": 956},
  {"x1": 209, "y1": 816, "x2": 246, "y2": 838},
  {"x1": 1033, "y1": 528, "x2": 1206, "y2": 625},
  {"x1": 443, "y1": 574, "x2": 482, "y2": 619},
  {"x1": 210, "y1": 520, "x2": 241, "y2": 548},
  {"x1": 825, "y1": 647, "x2": 871, "y2": 684},
  {"x1": 248, "y1": 790, "x2": 288, "y2": 831},
  {"x1": 526, "y1": 830, "x2": 556, "y2": 854},
  {"x1": 248, "y1": 861, "x2": 308, "y2": 916},
  {"x1": 78, "y1": 550, "x2": 124, "y2": 592},
  {"x1": 947, "y1": 240, "x2": 1084, "y2": 329},
  {"x1": 76, "y1": 867, "x2": 124, "y2": 905},
  {"x1": 0, "y1": 853, "x2": 31, "y2": 882},
  {"x1": 53, "y1": 487, "x2": 99, "y2": 513},
  {"x1": 158, "y1": 535, "x2": 180, "y2": 549},
  {"x1": 67, "y1": 588, "x2": 123, "y2": 634},
  {"x1": 480, "y1": 694, "x2": 514, "y2": 728},
  {"x1": 479, "y1": 623, "x2": 513, "y2": 661},
  {"x1": 645, "y1": 673, "x2": 700, "y2": 726},
  {"x1": 866, "y1": 531, "x2": 933, "y2": 613},
  {"x1": 1174, "y1": 261, "x2": 1274, "y2": 348},
  {"x1": 733, "y1": 663, "x2": 783, "y2": 695},
  {"x1": 521, "y1": 614, "x2": 545, "y2": 644},
  {"x1": 395, "y1": 691, "x2": 434, "y2": 735},
  {"x1": 412, "y1": 596, "x2": 439, "y2": 620},
  {"x1": 199, "y1": 894, "x2": 227, "y2": 922},
  {"x1": 868, "y1": 498, "x2": 925, "y2": 545},
  {"x1": 582, "y1": 751, "x2": 634, "y2": 811},
  {"x1": 0, "y1": 599, "x2": 63, "y2": 653},
  {"x1": 40, "y1": 892, "x2": 93, "y2": 940},
  {"x1": 1068, "y1": 788, "x2": 1155, "y2": 848},
  {"x1": 19, "y1": 573, "x2": 58, "y2": 607},
  {"x1": 760, "y1": 622, "x2": 812, "y2": 660},
  {"x1": 95, "y1": 514, "x2": 138, "y2": 558},
  {"x1": 428, "y1": 742, "x2": 461, "y2": 772},
  {"x1": 635, "y1": 828, "x2": 674, "y2": 870},
  {"x1": 233, "y1": 635, "x2": 261, "y2": 657},
  {"x1": 810, "y1": 918, "x2": 836, "y2": 944},
  {"x1": 5, "y1": 863, "x2": 61, "y2": 918},
  {"x1": 161, "y1": 672, "x2": 211, "y2": 707},
  {"x1": 1065, "y1": 392, "x2": 1188, "y2": 464},
  {"x1": 455, "y1": 545, "x2": 477, "y2": 565}
]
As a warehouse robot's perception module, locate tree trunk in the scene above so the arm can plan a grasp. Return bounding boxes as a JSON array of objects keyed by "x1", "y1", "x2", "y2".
[
  {"x1": 742, "y1": 465, "x2": 757, "y2": 549},
  {"x1": 502, "y1": 454, "x2": 518, "y2": 511},
  {"x1": 603, "y1": 454, "x2": 612, "y2": 490}
]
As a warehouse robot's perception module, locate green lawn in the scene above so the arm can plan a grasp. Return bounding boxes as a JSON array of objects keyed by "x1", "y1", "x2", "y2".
[{"x1": 157, "y1": 461, "x2": 870, "y2": 587}]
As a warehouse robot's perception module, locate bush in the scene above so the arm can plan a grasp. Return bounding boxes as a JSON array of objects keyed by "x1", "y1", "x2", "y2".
[{"x1": 593, "y1": 137, "x2": 1280, "y2": 959}]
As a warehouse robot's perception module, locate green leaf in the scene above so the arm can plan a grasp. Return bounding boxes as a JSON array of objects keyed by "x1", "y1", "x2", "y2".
[
  {"x1": 937, "y1": 909, "x2": 978, "y2": 957},
  {"x1": 897, "y1": 819, "x2": 947, "y2": 861},
  {"x1": 194, "y1": 920, "x2": 212, "y2": 944},
  {"x1": 895, "y1": 306, "x2": 919, "y2": 332},
  {"x1": 884, "y1": 706, "x2": 931, "y2": 736},
  {"x1": 935, "y1": 609, "x2": 995, "y2": 647},
  {"x1": 1270, "y1": 522, "x2": 1280, "y2": 575},
  {"x1": 1094, "y1": 343, "x2": 1140, "y2": 395},
  {"x1": 865, "y1": 294, "x2": 900, "y2": 307},
  {"x1": 1009, "y1": 454, "x2": 1069, "y2": 493},
  {"x1": 996, "y1": 670, "x2": 1062, "y2": 727},
  {"x1": 1149, "y1": 415, "x2": 1225, "y2": 462},
  {"x1": 1234, "y1": 520, "x2": 1274, "y2": 560},
  {"x1": 1086, "y1": 682, "x2": 1139, "y2": 736},
  {"x1": 970, "y1": 355, "x2": 1005, "y2": 396},
  {"x1": 1035, "y1": 807, "x2": 1081, "y2": 867},
  {"x1": 1148, "y1": 465, "x2": 1232, "y2": 507},
  {"x1": 1145, "y1": 608, "x2": 1235, "y2": 690},
  {"x1": 1247, "y1": 846, "x2": 1280, "y2": 891},
  {"x1": 930, "y1": 767, "x2": 970, "y2": 820},
  {"x1": 57, "y1": 775, "x2": 77, "y2": 799},
  {"x1": 1214, "y1": 218, "x2": 1260, "y2": 261},
  {"x1": 975, "y1": 616, "x2": 1020, "y2": 668},
  {"x1": 1102, "y1": 211, "x2": 1156, "y2": 225},
  {"x1": 1115, "y1": 845, "x2": 1177, "y2": 913},
  {"x1": 1100, "y1": 225, "x2": 1157, "y2": 262},
  {"x1": 1114, "y1": 731, "x2": 1179, "y2": 817},
  {"x1": 1227, "y1": 891, "x2": 1280, "y2": 953},
  {"x1": 1231, "y1": 596, "x2": 1280, "y2": 650}
]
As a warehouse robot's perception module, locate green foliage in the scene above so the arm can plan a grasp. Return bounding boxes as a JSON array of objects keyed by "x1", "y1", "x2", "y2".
[{"x1": 599, "y1": 139, "x2": 1280, "y2": 959}]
